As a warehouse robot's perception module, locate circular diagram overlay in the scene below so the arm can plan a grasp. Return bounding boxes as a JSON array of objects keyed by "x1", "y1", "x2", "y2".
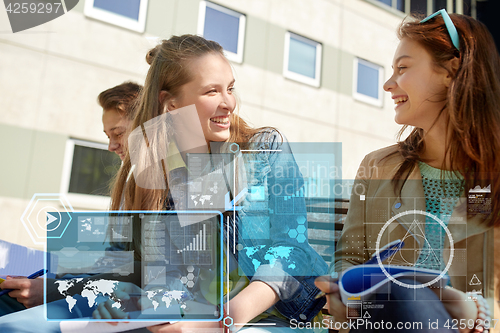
[{"x1": 375, "y1": 209, "x2": 454, "y2": 289}]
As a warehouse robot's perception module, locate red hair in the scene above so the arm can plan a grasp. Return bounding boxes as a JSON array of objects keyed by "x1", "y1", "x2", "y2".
[{"x1": 389, "y1": 13, "x2": 500, "y2": 226}]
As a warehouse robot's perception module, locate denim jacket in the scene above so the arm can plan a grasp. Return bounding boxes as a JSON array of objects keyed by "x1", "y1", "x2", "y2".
[
  {"x1": 161, "y1": 129, "x2": 327, "y2": 322},
  {"x1": 234, "y1": 129, "x2": 327, "y2": 322}
]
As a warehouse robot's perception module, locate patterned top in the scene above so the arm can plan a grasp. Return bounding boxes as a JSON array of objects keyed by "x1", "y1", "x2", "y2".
[{"x1": 415, "y1": 161, "x2": 463, "y2": 271}]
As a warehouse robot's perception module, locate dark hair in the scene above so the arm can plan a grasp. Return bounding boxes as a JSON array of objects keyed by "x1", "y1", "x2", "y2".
[
  {"x1": 98, "y1": 81, "x2": 143, "y2": 119},
  {"x1": 389, "y1": 13, "x2": 500, "y2": 226}
]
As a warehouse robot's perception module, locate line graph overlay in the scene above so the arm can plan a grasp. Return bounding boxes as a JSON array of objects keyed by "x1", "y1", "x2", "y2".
[{"x1": 144, "y1": 265, "x2": 167, "y2": 285}]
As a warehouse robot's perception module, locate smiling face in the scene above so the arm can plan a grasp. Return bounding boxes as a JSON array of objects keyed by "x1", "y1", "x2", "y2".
[
  {"x1": 102, "y1": 109, "x2": 131, "y2": 160},
  {"x1": 169, "y1": 53, "x2": 236, "y2": 143},
  {"x1": 384, "y1": 38, "x2": 450, "y2": 131}
]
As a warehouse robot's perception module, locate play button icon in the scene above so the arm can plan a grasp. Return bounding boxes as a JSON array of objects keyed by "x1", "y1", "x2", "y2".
[
  {"x1": 21, "y1": 193, "x2": 74, "y2": 245},
  {"x1": 36, "y1": 207, "x2": 62, "y2": 232},
  {"x1": 47, "y1": 213, "x2": 58, "y2": 226}
]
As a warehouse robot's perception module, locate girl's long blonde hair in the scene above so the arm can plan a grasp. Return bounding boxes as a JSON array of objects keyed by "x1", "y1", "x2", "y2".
[
  {"x1": 109, "y1": 36, "x2": 272, "y2": 256},
  {"x1": 112, "y1": 35, "x2": 264, "y2": 211}
]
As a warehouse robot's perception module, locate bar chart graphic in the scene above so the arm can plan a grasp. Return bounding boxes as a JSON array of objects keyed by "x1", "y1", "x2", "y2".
[
  {"x1": 171, "y1": 222, "x2": 212, "y2": 265},
  {"x1": 177, "y1": 224, "x2": 208, "y2": 253}
]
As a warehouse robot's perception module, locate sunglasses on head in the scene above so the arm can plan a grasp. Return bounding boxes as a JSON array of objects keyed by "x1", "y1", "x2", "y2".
[{"x1": 420, "y1": 9, "x2": 460, "y2": 51}]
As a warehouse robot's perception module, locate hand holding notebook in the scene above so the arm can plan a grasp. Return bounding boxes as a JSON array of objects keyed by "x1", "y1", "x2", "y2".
[{"x1": 315, "y1": 240, "x2": 449, "y2": 305}]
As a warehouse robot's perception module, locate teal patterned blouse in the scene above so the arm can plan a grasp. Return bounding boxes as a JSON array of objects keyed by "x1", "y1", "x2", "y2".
[{"x1": 415, "y1": 161, "x2": 463, "y2": 271}]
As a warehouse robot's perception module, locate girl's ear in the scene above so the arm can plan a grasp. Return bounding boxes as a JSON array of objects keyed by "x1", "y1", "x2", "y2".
[
  {"x1": 159, "y1": 90, "x2": 177, "y2": 112},
  {"x1": 443, "y1": 58, "x2": 460, "y2": 87}
]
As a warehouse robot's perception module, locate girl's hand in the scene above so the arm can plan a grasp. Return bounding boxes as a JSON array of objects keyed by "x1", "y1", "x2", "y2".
[
  {"x1": 148, "y1": 321, "x2": 220, "y2": 333},
  {"x1": 148, "y1": 280, "x2": 278, "y2": 333},
  {"x1": 92, "y1": 298, "x2": 129, "y2": 324},
  {"x1": 315, "y1": 275, "x2": 353, "y2": 322},
  {"x1": 0, "y1": 276, "x2": 44, "y2": 308},
  {"x1": 431, "y1": 287, "x2": 478, "y2": 333},
  {"x1": 91, "y1": 282, "x2": 142, "y2": 325}
]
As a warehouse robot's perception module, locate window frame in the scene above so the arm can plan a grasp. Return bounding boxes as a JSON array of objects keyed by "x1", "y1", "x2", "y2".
[
  {"x1": 365, "y1": 0, "x2": 462, "y2": 16},
  {"x1": 60, "y1": 139, "x2": 113, "y2": 210},
  {"x1": 363, "y1": 0, "x2": 407, "y2": 16},
  {"x1": 197, "y1": 1, "x2": 246, "y2": 64},
  {"x1": 352, "y1": 57, "x2": 384, "y2": 107},
  {"x1": 283, "y1": 31, "x2": 322, "y2": 88},
  {"x1": 84, "y1": 0, "x2": 149, "y2": 33}
]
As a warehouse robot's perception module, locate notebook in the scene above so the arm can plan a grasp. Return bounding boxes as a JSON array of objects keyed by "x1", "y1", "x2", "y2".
[
  {"x1": 338, "y1": 264, "x2": 449, "y2": 305},
  {"x1": 0, "y1": 239, "x2": 57, "y2": 279}
]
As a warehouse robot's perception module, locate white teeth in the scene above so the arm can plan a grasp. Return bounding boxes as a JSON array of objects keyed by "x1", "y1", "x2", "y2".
[
  {"x1": 211, "y1": 117, "x2": 229, "y2": 124},
  {"x1": 394, "y1": 97, "x2": 408, "y2": 105}
]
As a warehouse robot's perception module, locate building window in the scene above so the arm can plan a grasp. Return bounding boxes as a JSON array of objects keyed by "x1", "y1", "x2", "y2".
[
  {"x1": 410, "y1": 0, "x2": 428, "y2": 14},
  {"x1": 197, "y1": 1, "x2": 246, "y2": 63},
  {"x1": 370, "y1": 0, "x2": 406, "y2": 12},
  {"x1": 84, "y1": 0, "x2": 149, "y2": 33},
  {"x1": 353, "y1": 58, "x2": 384, "y2": 107},
  {"x1": 434, "y1": 0, "x2": 448, "y2": 11},
  {"x1": 367, "y1": 1, "x2": 470, "y2": 16},
  {"x1": 60, "y1": 139, "x2": 121, "y2": 208},
  {"x1": 283, "y1": 32, "x2": 322, "y2": 87}
]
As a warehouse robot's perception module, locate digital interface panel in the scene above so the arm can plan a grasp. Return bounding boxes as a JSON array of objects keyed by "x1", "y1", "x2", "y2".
[
  {"x1": 46, "y1": 211, "x2": 223, "y2": 321},
  {"x1": 43, "y1": 143, "x2": 344, "y2": 322}
]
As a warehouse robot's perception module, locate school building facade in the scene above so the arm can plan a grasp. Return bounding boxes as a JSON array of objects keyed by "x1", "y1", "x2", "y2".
[{"x1": 0, "y1": 0, "x2": 479, "y2": 249}]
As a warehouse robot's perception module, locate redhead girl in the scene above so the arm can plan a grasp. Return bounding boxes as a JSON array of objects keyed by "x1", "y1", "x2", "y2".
[{"x1": 316, "y1": 11, "x2": 499, "y2": 333}]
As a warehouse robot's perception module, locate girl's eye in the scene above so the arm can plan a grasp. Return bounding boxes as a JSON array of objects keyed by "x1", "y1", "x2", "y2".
[
  {"x1": 397, "y1": 66, "x2": 406, "y2": 72},
  {"x1": 228, "y1": 87, "x2": 235, "y2": 93},
  {"x1": 206, "y1": 89, "x2": 217, "y2": 94}
]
